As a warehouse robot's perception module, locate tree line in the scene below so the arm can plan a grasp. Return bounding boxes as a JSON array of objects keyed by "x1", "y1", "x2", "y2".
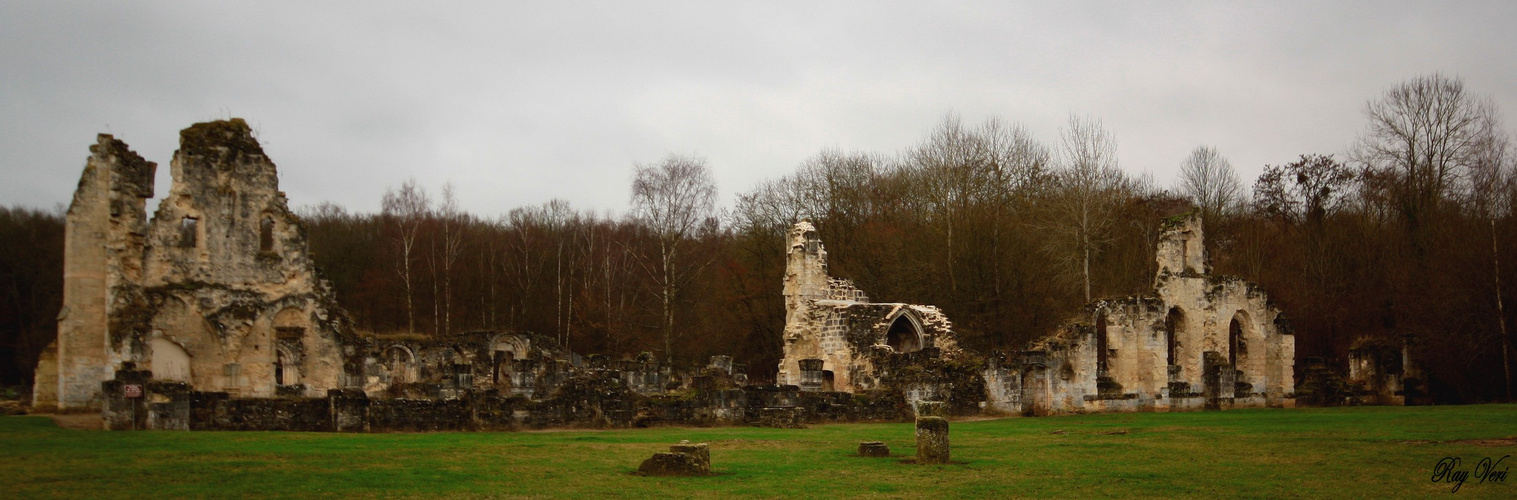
[{"x1": 1, "y1": 73, "x2": 1513, "y2": 402}]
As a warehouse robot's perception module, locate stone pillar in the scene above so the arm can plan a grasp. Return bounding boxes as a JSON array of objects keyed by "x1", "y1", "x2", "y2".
[
  {"x1": 1203, "y1": 351, "x2": 1234, "y2": 410},
  {"x1": 915, "y1": 416, "x2": 950, "y2": 464}
]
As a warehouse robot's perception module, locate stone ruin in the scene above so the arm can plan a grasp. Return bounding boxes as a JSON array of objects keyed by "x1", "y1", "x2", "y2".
[
  {"x1": 28, "y1": 121, "x2": 667, "y2": 413},
  {"x1": 857, "y1": 441, "x2": 890, "y2": 457},
  {"x1": 33, "y1": 122, "x2": 353, "y2": 410},
  {"x1": 1343, "y1": 335, "x2": 1429, "y2": 406},
  {"x1": 912, "y1": 400, "x2": 949, "y2": 464},
  {"x1": 636, "y1": 440, "x2": 712, "y2": 476},
  {"x1": 983, "y1": 213, "x2": 1297, "y2": 415},
  {"x1": 34, "y1": 120, "x2": 1299, "y2": 432},
  {"x1": 777, "y1": 220, "x2": 972, "y2": 410}
]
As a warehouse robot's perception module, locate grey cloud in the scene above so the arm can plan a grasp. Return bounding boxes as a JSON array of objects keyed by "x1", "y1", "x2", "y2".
[{"x1": 2, "y1": 2, "x2": 1513, "y2": 216}]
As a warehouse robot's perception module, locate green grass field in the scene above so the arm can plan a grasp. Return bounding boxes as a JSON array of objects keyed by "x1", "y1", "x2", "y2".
[{"x1": 2, "y1": 405, "x2": 1514, "y2": 498}]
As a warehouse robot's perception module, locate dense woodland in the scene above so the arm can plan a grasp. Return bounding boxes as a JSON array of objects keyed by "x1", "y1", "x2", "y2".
[{"x1": 3, "y1": 74, "x2": 1514, "y2": 403}]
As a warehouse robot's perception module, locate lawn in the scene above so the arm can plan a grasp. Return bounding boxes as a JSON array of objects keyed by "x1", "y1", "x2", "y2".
[{"x1": 2, "y1": 405, "x2": 1514, "y2": 498}]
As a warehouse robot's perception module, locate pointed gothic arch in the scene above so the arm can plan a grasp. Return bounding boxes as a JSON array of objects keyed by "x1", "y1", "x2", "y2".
[{"x1": 885, "y1": 310, "x2": 924, "y2": 353}]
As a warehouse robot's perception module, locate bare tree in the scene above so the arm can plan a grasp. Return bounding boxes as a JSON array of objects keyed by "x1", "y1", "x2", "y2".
[
  {"x1": 437, "y1": 183, "x2": 467, "y2": 335},
  {"x1": 1048, "y1": 114, "x2": 1129, "y2": 302},
  {"x1": 631, "y1": 153, "x2": 719, "y2": 363},
  {"x1": 381, "y1": 179, "x2": 431, "y2": 334},
  {"x1": 1353, "y1": 74, "x2": 1501, "y2": 228},
  {"x1": 1179, "y1": 145, "x2": 1244, "y2": 222},
  {"x1": 1470, "y1": 121, "x2": 1515, "y2": 400},
  {"x1": 1253, "y1": 154, "x2": 1356, "y2": 226}
]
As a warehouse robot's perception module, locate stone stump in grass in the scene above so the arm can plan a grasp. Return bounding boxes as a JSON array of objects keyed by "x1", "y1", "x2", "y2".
[
  {"x1": 637, "y1": 440, "x2": 710, "y2": 476},
  {"x1": 858, "y1": 441, "x2": 890, "y2": 457},
  {"x1": 915, "y1": 416, "x2": 950, "y2": 464},
  {"x1": 669, "y1": 441, "x2": 710, "y2": 474}
]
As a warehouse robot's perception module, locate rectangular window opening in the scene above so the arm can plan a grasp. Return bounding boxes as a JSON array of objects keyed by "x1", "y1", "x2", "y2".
[{"x1": 179, "y1": 217, "x2": 198, "y2": 248}]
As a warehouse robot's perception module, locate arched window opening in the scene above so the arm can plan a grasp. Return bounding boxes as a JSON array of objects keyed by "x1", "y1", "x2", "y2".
[
  {"x1": 275, "y1": 347, "x2": 300, "y2": 386},
  {"x1": 1096, "y1": 315, "x2": 1110, "y2": 376},
  {"x1": 492, "y1": 350, "x2": 506, "y2": 384},
  {"x1": 383, "y1": 346, "x2": 416, "y2": 384},
  {"x1": 1229, "y1": 314, "x2": 1247, "y2": 369},
  {"x1": 1165, "y1": 307, "x2": 1183, "y2": 367},
  {"x1": 886, "y1": 315, "x2": 922, "y2": 353},
  {"x1": 259, "y1": 216, "x2": 275, "y2": 252}
]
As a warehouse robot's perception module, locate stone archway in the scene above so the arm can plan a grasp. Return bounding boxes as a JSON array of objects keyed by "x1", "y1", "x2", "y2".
[
  {"x1": 1229, "y1": 310, "x2": 1255, "y2": 396},
  {"x1": 1165, "y1": 307, "x2": 1186, "y2": 381},
  {"x1": 885, "y1": 312, "x2": 923, "y2": 353},
  {"x1": 275, "y1": 345, "x2": 301, "y2": 386},
  {"x1": 381, "y1": 345, "x2": 418, "y2": 384}
]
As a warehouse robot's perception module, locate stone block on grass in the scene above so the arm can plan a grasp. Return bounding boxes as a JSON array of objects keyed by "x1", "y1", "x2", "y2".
[
  {"x1": 637, "y1": 440, "x2": 711, "y2": 476},
  {"x1": 858, "y1": 441, "x2": 890, "y2": 457}
]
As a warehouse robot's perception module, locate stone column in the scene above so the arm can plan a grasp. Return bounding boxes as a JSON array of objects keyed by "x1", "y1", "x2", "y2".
[{"x1": 915, "y1": 415, "x2": 950, "y2": 464}]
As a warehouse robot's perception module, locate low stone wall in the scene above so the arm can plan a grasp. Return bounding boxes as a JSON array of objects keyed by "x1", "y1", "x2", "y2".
[{"x1": 106, "y1": 375, "x2": 923, "y2": 432}]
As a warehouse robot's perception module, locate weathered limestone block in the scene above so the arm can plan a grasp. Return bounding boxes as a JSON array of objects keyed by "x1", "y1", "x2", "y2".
[
  {"x1": 669, "y1": 441, "x2": 711, "y2": 474},
  {"x1": 915, "y1": 416, "x2": 950, "y2": 464},
  {"x1": 637, "y1": 441, "x2": 711, "y2": 476},
  {"x1": 858, "y1": 441, "x2": 890, "y2": 457},
  {"x1": 637, "y1": 453, "x2": 705, "y2": 476}
]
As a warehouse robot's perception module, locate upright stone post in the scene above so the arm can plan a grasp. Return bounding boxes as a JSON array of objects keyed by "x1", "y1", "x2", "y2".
[{"x1": 916, "y1": 416, "x2": 950, "y2": 464}]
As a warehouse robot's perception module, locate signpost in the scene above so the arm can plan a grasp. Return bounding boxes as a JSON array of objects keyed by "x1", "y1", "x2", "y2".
[{"x1": 123, "y1": 384, "x2": 143, "y2": 430}]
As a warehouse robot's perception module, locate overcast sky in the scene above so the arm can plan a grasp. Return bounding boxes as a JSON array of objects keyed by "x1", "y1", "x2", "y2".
[{"x1": 3, "y1": 2, "x2": 1514, "y2": 217}]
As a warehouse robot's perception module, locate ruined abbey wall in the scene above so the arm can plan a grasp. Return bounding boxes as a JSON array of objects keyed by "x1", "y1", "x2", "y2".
[
  {"x1": 39, "y1": 135, "x2": 156, "y2": 410},
  {"x1": 777, "y1": 221, "x2": 962, "y2": 398},
  {"x1": 36, "y1": 120, "x2": 352, "y2": 409},
  {"x1": 1006, "y1": 214, "x2": 1296, "y2": 415}
]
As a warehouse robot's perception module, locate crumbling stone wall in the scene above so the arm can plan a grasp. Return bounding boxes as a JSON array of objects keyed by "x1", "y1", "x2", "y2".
[
  {"x1": 1347, "y1": 336, "x2": 1409, "y2": 405},
  {"x1": 38, "y1": 120, "x2": 353, "y2": 409},
  {"x1": 777, "y1": 221, "x2": 965, "y2": 394},
  {"x1": 1014, "y1": 213, "x2": 1296, "y2": 415},
  {"x1": 41, "y1": 135, "x2": 156, "y2": 410}
]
